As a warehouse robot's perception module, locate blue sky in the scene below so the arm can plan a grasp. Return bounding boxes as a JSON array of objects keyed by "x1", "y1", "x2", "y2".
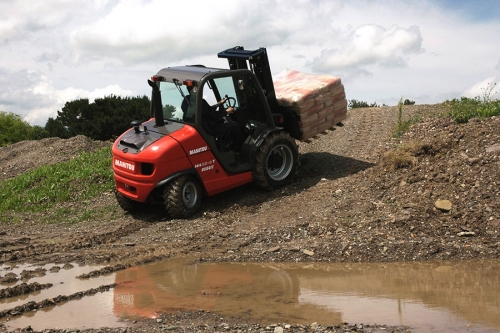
[
  {"x1": 433, "y1": 0, "x2": 500, "y2": 21},
  {"x1": 0, "y1": 0, "x2": 499, "y2": 126}
]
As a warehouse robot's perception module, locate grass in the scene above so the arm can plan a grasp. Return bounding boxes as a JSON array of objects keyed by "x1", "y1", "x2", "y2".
[
  {"x1": 448, "y1": 97, "x2": 500, "y2": 123},
  {"x1": 0, "y1": 146, "x2": 116, "y2": 224},
  {"x1": 385, "y1": 83, "x2": 499, "y2": 169},
  {"x1": 381, "y1": 141, "x2": 423, "y2": 170},
  {"x1": 448, "y1": 82, "x2": 500, "y2": 123},
  {"x1": 393, "y1": 97, "x2": 422, "y2": 137}
]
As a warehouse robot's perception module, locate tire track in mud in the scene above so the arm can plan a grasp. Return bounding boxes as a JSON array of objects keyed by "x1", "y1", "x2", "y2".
[
  {"x1": 338, "y1": 107, "x2": 398, "y2": 162},
  {"x1": 0, "y1": 282, "x2": 53, "y2": 299},
  {"x1": 0, "y1": 220, "x2": 151, "y2": 265},
  {"x1": 0, "y1": 284, "x2": 116, "y2": 320}
]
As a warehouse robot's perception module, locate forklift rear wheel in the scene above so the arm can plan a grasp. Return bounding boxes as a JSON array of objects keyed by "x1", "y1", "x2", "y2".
[
  {"x1": 254, "y1": 132, "x2": 299, "y2": 190},
  {"x1": 114, "y1": 189, "x2": 145, "y2": 213},
  {"x1": 163, "y1": 175, "x2": 202, "y2": 218}
]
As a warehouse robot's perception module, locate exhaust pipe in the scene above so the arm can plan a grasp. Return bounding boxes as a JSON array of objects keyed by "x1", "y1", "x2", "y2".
[{"x1": 147, "y1": 79, "x2": 165, "y2": 127}]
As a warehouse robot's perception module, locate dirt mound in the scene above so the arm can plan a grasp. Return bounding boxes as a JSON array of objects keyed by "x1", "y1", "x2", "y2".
[{"x1": 0, "y1": 135, "x2": 110, "y2": 181}]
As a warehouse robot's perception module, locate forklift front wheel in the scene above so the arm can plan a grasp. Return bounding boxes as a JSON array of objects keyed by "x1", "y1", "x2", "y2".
[
  {"x1": 254, "y1": 132, "x2": 299, "y2": 190},
  {"x1": 163, "y1": 175, "x2": 202, "y2": 218}
]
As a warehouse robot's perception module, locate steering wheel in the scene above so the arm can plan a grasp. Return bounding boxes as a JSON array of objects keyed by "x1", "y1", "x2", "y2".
[{"x1": 224, "y1": 96, "x2": 236, "y2": 108}]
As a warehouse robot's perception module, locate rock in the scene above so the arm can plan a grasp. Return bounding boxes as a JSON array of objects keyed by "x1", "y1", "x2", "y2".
[
  {"x1": 267, "y1": 246, "x2": 281, "y2": 253},
  {"x1": 489, "y1": 220, "x2": 500, "y2": 228},
  {"x1": 457, "y1": 232, "x2": 476, "y2": 237},
  {"x1": 468, "y1": 157, "x2": 481, "y2": 165},
  {"x1": 435, "y1": 199, "x2": 452, "y2": 212},
  {"x1": 485, "y1": 144, "x2": 500, "y2": 153},
  {"x1": 274, "y1": 327, "x2": 284, "y2": 333},
  {"x1": 302, "y1": 249, "x2": 314, "y2": 256}
]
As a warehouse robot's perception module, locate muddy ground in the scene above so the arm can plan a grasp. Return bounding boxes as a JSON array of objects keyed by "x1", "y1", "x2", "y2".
[{"x1": 0, "y1": 104, "x2": 498, "y2": 332}]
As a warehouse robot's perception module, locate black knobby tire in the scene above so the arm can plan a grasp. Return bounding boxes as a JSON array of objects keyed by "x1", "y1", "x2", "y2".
[
  {"x1": 254, "y1": 131, "x2": 299, "y2": 190},
  {"x1": 163, "y1": 175, "x2": 202, "y2": 218},
  {"x1": 114, "y1": 189, "x2": 145, "y2": 213}
]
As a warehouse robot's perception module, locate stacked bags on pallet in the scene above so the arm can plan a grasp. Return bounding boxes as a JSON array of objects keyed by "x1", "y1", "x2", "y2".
[{"x1": 273, "y1": 69, "x2": 347, "y2": 141}]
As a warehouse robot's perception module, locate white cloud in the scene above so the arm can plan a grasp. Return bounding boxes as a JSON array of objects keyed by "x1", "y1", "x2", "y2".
[
  {"x1": 2, "y1": 0, "x2": 500, "y2": 126},
  {"x1": 310, "y1": 24, "x2": 423, "y2": 73},
  {"x1": 463, "y1": 77, "x2": 499, "y2": 101},
  {"x1": 87, "y1": 85, "x2": 135, "y2": 103},
  {"x1": 69, "y1": 0, "x2": 348, "y2": 66},
  {"x1": 0, "y1": 67, "x2": 136, "y2": 126},
  {"x1": 0, "y1": 0, "x2": 83, "y2": 41}
]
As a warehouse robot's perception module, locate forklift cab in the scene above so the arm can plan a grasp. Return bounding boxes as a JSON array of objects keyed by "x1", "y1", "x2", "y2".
[{"x1": 151, "y1": 66, "x2": 274, "y2": 172}]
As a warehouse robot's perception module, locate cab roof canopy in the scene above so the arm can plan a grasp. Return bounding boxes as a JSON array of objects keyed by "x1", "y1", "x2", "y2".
[{"x1": 155, "y1": 65, "x2": 227, "y2": 83}]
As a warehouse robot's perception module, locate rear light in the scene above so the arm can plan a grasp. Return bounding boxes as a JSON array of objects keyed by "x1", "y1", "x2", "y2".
[
  {"x1": 141, "y1": 163, "x2": 154, "y2": 175},
  {"x1": 183, "y1": 79, "x2": 198, "y2": 87},
  {"x1": 151, "y1": 75, "x2": 165, "y2": 82},
  {"x1": 273, "y1": 114, "x2": 285, "y2": 125}
]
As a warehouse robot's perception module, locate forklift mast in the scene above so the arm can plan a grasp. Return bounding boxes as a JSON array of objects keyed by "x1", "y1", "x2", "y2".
[{"x1": 218, "y1": 46, "x2": 279, "y2": 111}]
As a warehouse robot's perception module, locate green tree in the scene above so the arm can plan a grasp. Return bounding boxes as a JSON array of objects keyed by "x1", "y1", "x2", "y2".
[
  {"x1": 348, "y1": 99, "x2": 380, "y2": 109},
  {"x1": 30, "y1": 125, "x2": 50, "y2": 140},
  {"x1": 46, "y1": 95, "x2": 151, "y2": 141},
  {"x1": 163, "y1": 104, "x2": 176, "y2": 118},
  {"x1": 0, "y1": 111, "x2": 33, "y2": 146},
  {"x1": 45, "y1": 117, "x2": 71, "y2": 139}
]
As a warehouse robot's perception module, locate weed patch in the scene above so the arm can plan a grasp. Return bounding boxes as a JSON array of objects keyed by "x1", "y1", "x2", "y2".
[
  {"x1": 393, "y1": 97, "x2": 422, "y2": 137},
  {"x1": 0, "y1": 147, "x2": 114, "y2": 222},
  {"x1": 448, "y1": 83, "x2": 500, "y2": 123}
]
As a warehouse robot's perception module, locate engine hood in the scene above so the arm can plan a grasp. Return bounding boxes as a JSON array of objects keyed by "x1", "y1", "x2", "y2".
[{"x1": 115, "y1": 119, "x2": 185, "y2": 154}]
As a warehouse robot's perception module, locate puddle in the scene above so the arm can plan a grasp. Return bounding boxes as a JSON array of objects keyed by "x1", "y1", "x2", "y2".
[
  {"x1": 0, "y1": 262, "x2": 126, "y2": 330},
  {"x1": 1, "y1": 259, "x2": 499, "y2": 332}
]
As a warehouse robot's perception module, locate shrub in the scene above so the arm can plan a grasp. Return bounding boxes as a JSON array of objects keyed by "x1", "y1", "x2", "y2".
[
  {"x1": 448, "y1": 97, "x2": 500, "y2": 123},
  {"x1": 448, "y1": 82, "x2": 499, "y2": 123},
  {"x1": 381, "y1": 145, "x2": 418, "y2": 170},
  {"x1": 348, "y1": 99, "x2": 380, "y2": 109},
  {"x1": 0, "y1": 111, "x2": 33, "y2": 146}
]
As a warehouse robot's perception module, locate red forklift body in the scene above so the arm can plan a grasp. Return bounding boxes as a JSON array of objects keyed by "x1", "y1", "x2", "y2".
[
  {"x1": 112, "y1": 118, "x2": 253, "y2": 201},
  {"x1": 112, "y1": 47, "x2": 300, "y2": 218}
]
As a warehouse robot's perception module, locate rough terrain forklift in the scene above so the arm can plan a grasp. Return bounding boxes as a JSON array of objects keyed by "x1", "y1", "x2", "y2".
[{"x1": 112, "y1": 46, "x2": 302, "y2": 218}]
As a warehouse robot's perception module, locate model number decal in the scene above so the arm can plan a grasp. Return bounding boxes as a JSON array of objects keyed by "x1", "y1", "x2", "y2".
[
  {"x1": 115, "y1": 159, "x2": 135, "y2": 171},
  {"x1": 201, "y1": 165, "x2": 214, "y2": 172},
  {"x1": 189, "y1": 146, "x2": 208, "y2": 155},
  {"x1": 195, "y1": 159, "x2": 216, "y2": 172}
]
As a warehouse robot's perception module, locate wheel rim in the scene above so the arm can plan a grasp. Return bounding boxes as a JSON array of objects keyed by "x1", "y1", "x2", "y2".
[
  {"x1": 266, "y1": 144, "x2": 294, "y2": 181},
  {"x1": 182, "y1": 181, "x2": 198, "y2": 208}
]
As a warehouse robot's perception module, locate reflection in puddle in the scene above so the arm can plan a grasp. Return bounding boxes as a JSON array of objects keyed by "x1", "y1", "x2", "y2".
[{"x1": 2, "y1": 259, "x2": 500, "y2": 332}]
